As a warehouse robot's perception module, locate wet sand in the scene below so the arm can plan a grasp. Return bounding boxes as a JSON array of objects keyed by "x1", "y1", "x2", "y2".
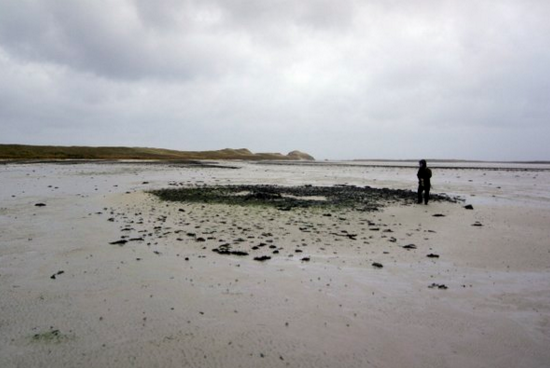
[{"x1": 1, "y1": 161, "x2": 549, "y2": 368}]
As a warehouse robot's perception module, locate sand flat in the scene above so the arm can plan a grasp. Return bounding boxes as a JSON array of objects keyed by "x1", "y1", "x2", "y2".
[{"x1": 1, "y1": 161, "x2": 549, "y2": 368}]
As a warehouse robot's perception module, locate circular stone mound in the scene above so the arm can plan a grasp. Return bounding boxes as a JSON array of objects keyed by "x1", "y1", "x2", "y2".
[{"x1": 150, "y1": 184, "x2": 459, "y2": 211}]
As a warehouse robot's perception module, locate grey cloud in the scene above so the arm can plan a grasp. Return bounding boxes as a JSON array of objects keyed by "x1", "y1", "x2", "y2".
[
  {"x1": 0, "y1": 0, "x2": 254, "y2": 80},
  {"x1": 1, "y1": 0, "x2": 550, "y2": 160}
]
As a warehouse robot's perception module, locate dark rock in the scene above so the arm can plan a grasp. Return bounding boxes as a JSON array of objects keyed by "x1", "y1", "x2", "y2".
[
  {"x1": 35, "y1": 203, "x2": 46, "y2": 207},
  {"x1": 426, "y1": 253, "x2": 440, "y2": 258},
  {"x1": 433, "y1": 214, "x2": 446, "y2": 217},
  {"x1": 428, "y1": 283, "x2": 448, "y2": 289},
  {"x1": 245, "y1": 191, "x2": 282, "y2": 201},
  {"x1": 109, "y1": 239, "x2": 128, "y2": 245},
  {"x1": 330, "y1": 232, "x2": 357, "y2": 240},
  {"x1": 212, "y1": 245, "x2": 249, "y2": 256},
  {"x1": 50, "y1": 270, "x2": 64, "y2": 280},
  {"x1": 402, "y1": 244, "x2": 417, "y2": 250},
  {"x1": 372, "y1": 262, "x2": 383, "y2": 268},
  {"x1": 472, "y1": 221, "x2": 483, "y2": 227},
  {"x1": 301, "y1": 257, "x2": 310, "y2": 262},
  {"x1": 254, "y1": 256, "x2": 271, "y2": 262},
  {"x1": 464, "y1": 204, "x2": 474, "y2": 210},
  {"x1": 230, "y1": 251, "x2": 249, "y2": 256}
]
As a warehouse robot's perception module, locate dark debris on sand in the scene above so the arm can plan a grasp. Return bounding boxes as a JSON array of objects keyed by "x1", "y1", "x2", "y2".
[{"x1": 150, "y1": 184, "x2": 460, "y2": 211}]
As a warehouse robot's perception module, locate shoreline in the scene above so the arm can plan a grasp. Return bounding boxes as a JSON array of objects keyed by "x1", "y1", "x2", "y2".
[{"x1": 3, "y1": 158, "x2": 550, "y2": 171}]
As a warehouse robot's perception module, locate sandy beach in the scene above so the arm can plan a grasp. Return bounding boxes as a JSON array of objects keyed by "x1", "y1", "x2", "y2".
[{"x1": 1, "y1": 160, "x2": 549, "y2": 368}]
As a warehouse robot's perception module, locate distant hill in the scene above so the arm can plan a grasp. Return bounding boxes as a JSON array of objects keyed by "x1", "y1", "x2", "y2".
[{"x1": 0, "y1": 144, "x2": 315, "y2": 161}]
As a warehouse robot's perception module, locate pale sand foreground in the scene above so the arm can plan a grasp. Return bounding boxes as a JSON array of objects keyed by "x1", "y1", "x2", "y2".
[{"x1": 1, "y1": 161, "x2": 549, "y2": 368}]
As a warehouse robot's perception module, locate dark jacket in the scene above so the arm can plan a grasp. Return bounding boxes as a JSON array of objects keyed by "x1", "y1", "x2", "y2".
[{"x1": 417, "y1": 167, "x2": 432, "y2": 189}]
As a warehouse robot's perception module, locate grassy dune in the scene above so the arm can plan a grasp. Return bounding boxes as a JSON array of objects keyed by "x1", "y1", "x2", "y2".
[{"x1": 0, "y1": 144, "x2": 314, "y2": 161}]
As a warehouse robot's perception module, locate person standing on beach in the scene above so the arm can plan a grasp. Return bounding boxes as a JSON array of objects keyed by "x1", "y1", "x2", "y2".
[{"x1": 417, "y1": 159, "x2": 432, "y2": 204}]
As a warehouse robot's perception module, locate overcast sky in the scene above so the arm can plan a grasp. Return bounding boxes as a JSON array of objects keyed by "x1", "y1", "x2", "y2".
[{"x1": 1, "y1": 0, "x2": 549, "y2": 160}]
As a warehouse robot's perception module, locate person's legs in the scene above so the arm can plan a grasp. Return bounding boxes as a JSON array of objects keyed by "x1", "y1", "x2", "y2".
[
  {"x1": 424, "y1": 187, "x2": 430, "y2": 205},
  {"x1": 417, "y1": 186, "x2": 423, "y2": 204}
]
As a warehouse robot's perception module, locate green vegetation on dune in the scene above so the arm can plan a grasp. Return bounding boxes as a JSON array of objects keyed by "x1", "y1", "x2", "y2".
[{"x1": 0, "y1": 144, "x2": 315, "y2": 161}]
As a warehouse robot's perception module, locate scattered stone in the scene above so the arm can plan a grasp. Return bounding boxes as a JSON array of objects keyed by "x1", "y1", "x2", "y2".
[
  {"x1": 109, "y1": 239, "x2": 128, "y2": 245},
  {"x1": 428, "y1": 283, "x2": 448, "y2": 289},
  {"x1": 330, "y1": 232, "x2": 357, "y2": 240},
  {"x1": 433, "y1": 214, "x2": 446, "y2": 217},
  {"x1": 50, "y1": 270, "x2": 64, "y2": 280},
  {"x1": 253, "y1": 256, "x2": 271, "y2": 262},
  {"x1": 230, "y1": 251, "x2": 249, "y2": 256},
  {"x1": 426, "y1": 253, "x2": 440, "y2": 258},
  {"x1": 212, "y1": 245, "x2": 249, "y2": 256},
  {"x1": 402, "y1": 244, "x2": 417, "y2": 250},
  {"x1": 372, "y1": 262, "x2": 383, "y2": 268},
  {"x1": 34, "y1": 203, "x2": 46, "y2": 207},
  {"x1": 464, "y1": 204, "x2": 474, "y2": 210},
  {"x1": 472, "y1": 221, "x2": 483, "y2": 227},
  {"x1": 301, "y1": 257, "x2": 310, "y2": 262}
]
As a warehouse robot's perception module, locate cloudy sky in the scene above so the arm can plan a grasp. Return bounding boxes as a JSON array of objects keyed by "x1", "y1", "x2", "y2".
[{"x1": 1, "y1": 0, "x2": 549, "y2": 160}]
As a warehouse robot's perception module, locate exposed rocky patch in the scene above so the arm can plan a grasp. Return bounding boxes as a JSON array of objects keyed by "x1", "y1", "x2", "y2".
[{"x1": 150, "y1": 184, "x2": 459, "y2": 211}]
